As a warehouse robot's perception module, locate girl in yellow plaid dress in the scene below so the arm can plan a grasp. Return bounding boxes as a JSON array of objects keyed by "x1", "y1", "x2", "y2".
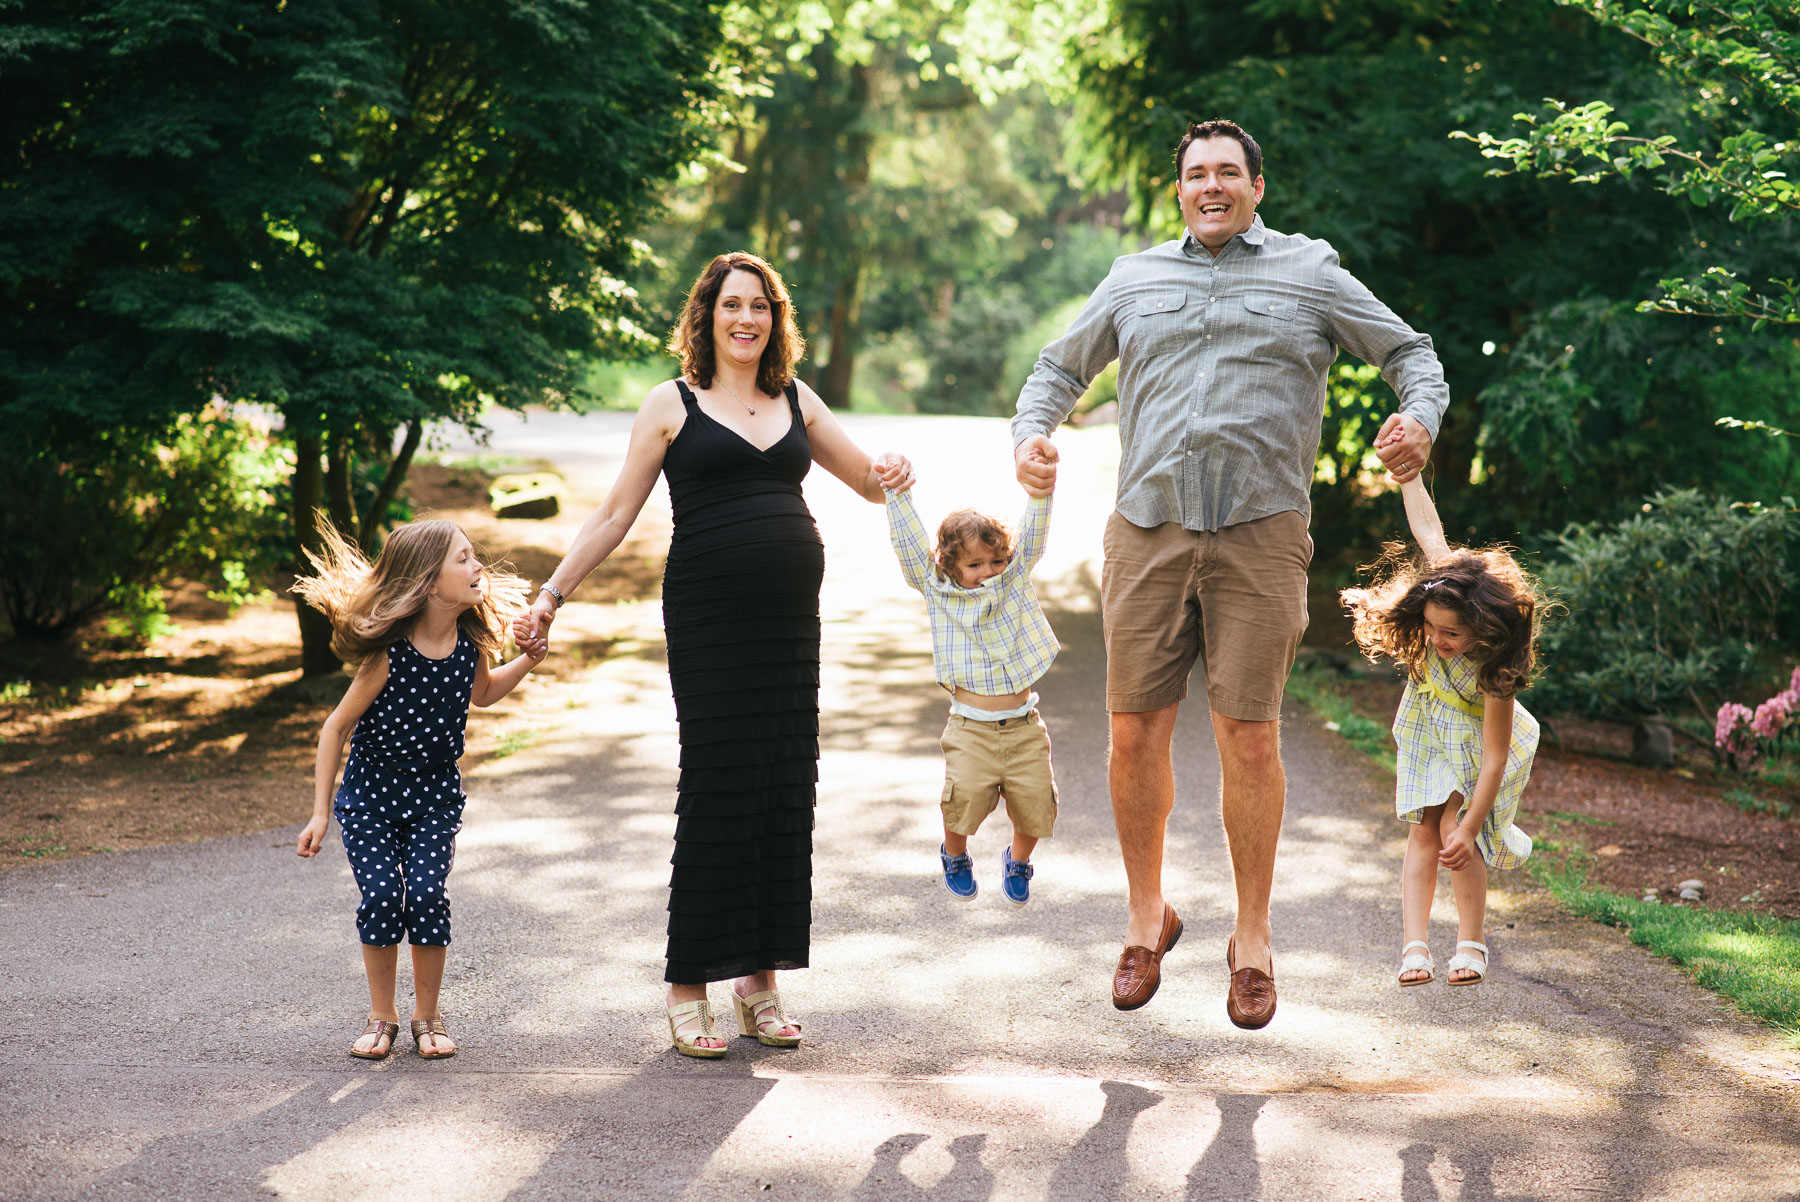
[{"x1": 1344, "y1": 476, "x2": 1545, "y2": 987}]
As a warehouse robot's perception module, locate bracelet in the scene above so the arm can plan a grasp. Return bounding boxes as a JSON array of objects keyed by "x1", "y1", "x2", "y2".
[{"x1": 539, "y1": 582, "x2": 565, "y2": 609}]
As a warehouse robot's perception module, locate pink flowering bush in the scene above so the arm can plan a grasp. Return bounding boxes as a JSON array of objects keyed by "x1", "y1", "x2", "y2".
[
  {"x1": 1716, "y1": 702, "x2": 1759, "y2": 770},
  {"x1": 1717, "y1": 667, "x2": 1800, "y2": 771}
]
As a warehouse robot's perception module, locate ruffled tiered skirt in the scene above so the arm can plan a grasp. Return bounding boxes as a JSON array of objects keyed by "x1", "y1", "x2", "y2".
[{"x1": 661, "y1": 510, "x2": 823, "y2": 983}]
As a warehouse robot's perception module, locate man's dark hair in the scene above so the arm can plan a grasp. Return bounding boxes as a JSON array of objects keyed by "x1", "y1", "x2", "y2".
[{"x1": 1174, "y1": 119, "x2": 1262, "y2": 180}]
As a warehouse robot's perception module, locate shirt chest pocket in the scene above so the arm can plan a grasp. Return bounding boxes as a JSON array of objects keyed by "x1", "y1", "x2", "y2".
[
  {"x1": 1242, "y1": 294, "x2": 1297, "y2": 321},
  {"x1": 1122, "y1": 289, "x2": 1191, "y2": 355}
]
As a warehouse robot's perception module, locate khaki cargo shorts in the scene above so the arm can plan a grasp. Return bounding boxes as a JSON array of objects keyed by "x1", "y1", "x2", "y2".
[
  {"x1": 1100, "y1": 509, "x2": 1312, "y2": 721},
  {"x1": 940, "y1": 709, "x2": 1058, "y2": 838}
]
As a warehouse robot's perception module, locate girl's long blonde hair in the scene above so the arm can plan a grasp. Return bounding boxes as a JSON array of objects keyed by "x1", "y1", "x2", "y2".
[{"x1": 290, "y1": 517, "x2": 529, "y2": 663}]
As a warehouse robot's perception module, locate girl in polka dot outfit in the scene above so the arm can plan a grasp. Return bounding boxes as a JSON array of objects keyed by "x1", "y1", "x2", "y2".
[
  {"x1": 1343, "y1": 473, "x2": 1545, "y2": 990},
  {"x1": 294, "y1": 519, "x2": 545, "y2": 1060}
]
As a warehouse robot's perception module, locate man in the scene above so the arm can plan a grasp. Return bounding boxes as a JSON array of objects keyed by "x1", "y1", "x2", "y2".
[{"x1": 1012, "y1": 119, "x2": 1444, "y2": 1028}]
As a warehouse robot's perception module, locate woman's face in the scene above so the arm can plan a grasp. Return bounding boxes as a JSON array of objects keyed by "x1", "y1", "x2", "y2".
[{"x1": 712, "y1": 268, "x2": 773, "y2": 375}]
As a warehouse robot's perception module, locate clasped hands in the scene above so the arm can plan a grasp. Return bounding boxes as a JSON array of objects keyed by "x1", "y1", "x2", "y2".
[{"x1": 1375, "y1": 413, "x2": 1431, "y2": 485}]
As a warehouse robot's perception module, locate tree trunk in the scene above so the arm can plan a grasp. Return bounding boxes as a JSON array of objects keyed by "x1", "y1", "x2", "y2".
[
  {"x1": 819, "y1": 265, "x2": 861, "y2": 409},
  {"x1": 290, "y1": 432, "x2": 343, "y2": 677}
]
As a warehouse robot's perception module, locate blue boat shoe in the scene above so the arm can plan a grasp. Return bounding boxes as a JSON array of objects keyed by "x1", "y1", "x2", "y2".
[
  {"x1": 940, "y1": 844, "x2": 977, "y2": 900},
  {"x1": 1001, "y1": 846, "x2": 1033, "y2": 908}
]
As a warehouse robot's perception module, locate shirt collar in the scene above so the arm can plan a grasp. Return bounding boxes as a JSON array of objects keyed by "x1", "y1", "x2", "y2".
[{"x1": 1180, "y1": 213, "x2": 1268, "y2": 256}]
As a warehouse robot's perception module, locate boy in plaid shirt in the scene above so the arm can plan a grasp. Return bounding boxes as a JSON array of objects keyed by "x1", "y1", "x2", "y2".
[{"x1": 884, "y1": 463, "x2": 1060, "y2": 906}]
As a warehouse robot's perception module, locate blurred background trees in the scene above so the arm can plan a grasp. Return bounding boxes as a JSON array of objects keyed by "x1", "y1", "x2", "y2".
[{"x1": 4, "y1": 0, "x2": 1795, "y2": 722}]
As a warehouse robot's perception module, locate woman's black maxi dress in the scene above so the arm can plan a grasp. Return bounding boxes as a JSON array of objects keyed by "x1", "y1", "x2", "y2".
[{"x1": 660, "y1": 380, "x2": 823, "y2": 984}]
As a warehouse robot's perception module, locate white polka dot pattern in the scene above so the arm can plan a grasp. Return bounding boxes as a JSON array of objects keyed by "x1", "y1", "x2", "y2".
[{"x1": 333, "y1": 634, "x2": 477, "y2": 946}]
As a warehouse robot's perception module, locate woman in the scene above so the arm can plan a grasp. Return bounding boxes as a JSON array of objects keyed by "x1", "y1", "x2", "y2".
[{"x1": 517, "y1": 252, "x2": 912, "y2": 1057}]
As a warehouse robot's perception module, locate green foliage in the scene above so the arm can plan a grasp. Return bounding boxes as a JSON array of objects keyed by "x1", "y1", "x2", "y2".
[
  {"x1": 1723, "y1": 787, "x2": 1795, "y2": 820},
  {"x1": 4, "y1": 0, "x2": 731, "y2": 668},
  {"x1": 1533, "y1": 489, "x2": 1799, "y2": 720},
  {"x1": 1067, "y1": 0, "x2": 1800, "y2": 551},
  {"x1": 1459, "y1": 1, "x2": 1800, "y2": 326},
  {"x1": 0, "y1": 411, "x2": 289, "y2": 643}
]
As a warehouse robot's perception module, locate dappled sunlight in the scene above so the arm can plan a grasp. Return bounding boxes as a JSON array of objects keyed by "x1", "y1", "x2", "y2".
[{"x1": 263, "y1": 1110, "x2": 557, "y2": 1201}]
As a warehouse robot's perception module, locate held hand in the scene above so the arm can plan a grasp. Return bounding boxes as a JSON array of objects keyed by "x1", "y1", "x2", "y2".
[
  {"x1": 297, "y1": 816, "x2": 328, "y2": 858},
  {"x1": 875, "y1": 452, "x2": 915, "y2": 493},
  {"x1": 515, "y1": 597, "x2": 557, "y2": 646},
  {"x1": 1438, "y1": 825, "x2": 1476, "y2": 872},
  {"x1": 1375, "y1": 413, "x2": 1431, "y2": 484},
  {"x1": 1015, "y1": 435, "x2": 1059, "y2": 497},
  {"x1": 522, "y1": 633, "x2": 549, "y2": 664}
]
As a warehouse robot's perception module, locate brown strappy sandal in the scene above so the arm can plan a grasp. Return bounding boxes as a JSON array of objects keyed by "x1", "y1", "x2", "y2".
[
  {"x1": 410, "y1": 1016, "x2": 457, "y2": 1059},
  {"x1": 348, "y1": 1018, "x2": 399, "y2": 1060}
]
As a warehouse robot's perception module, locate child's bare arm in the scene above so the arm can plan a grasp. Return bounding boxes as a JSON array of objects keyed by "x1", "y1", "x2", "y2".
[
  {"x1": 1400, "y1": 476, "x2": 1451, "y2": 563},
  {"x1": 1439, "y1": 693, "x2": 1514, "y2": 870},
  {"x1": 298, "y1": 654, "x2": 389, "y2": 858},
  {"x1": 472, "y1": 641, "x2": 546, "y2": 708}
]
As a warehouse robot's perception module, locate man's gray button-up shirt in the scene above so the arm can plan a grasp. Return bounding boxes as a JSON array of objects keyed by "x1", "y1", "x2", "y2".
[{"x1": 1011, "y1": 216, "x2": 1449, "y2": 533}]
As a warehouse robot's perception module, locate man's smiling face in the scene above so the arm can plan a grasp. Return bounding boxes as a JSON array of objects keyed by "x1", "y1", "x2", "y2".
[{"x1": 1176, "y1": 136, "x2": 1264, "y2": 252}]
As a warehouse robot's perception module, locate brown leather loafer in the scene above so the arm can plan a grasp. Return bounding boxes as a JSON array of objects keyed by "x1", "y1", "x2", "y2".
[
  {"x1": 1225, "y1": 935, "x2": 1277, "y2": 1030},
  {"x1": 1112, "y1": 904, "x2": 1183, "y2": 1010}
]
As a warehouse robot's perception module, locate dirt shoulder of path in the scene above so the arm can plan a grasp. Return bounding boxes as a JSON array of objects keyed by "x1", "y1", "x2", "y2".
[{"x1": 0, "y1": 463, "x2": 664, "y2": 869}]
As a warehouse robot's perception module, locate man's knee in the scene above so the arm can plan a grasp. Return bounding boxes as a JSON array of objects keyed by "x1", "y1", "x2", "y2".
[
  {"x1": 1110, "y1": 704, "x2": 1178, "y2": 761},
  {"x1": 1212, "y1": 712, "x2": 1281, "y2": 770}
]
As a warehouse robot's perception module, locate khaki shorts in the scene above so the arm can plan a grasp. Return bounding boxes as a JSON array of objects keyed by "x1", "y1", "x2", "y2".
[
  {"x1": 940, "y1": 710, "x2": 1058, "y2": 839},
  {"x1": 1100, "y1": 509, "x2": 1312, "y2": 721}
]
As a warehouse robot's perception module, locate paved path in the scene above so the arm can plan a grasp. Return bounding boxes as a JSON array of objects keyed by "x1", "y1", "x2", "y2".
[{"x1": 3, "y1": 414, "x2": 1797, "y2": 1201}]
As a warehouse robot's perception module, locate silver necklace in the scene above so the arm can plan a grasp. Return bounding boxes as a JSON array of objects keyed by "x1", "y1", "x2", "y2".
[{"x1": 724, "y1": 378, "x2": 756, "y2": 416}]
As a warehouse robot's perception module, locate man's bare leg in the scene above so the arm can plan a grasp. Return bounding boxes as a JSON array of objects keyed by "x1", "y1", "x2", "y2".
[
  {"x1": 1212, "y1": 712, "x2": 1284, "y2": 975},
  {"x1": 1110, "y1": 702, "x2": 1181, "y2": 949}
]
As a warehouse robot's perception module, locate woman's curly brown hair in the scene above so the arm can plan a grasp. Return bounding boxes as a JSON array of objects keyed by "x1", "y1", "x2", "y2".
[
  {"x1": 1343, "y1": 544, "x2": 1545, "y2": 698},
  {"x1": 290, "y1": 517, "x2": 529, "y2": 664},
  {"x1": 667, "y1": 251, "x2": 805, "y2": 397},
  {"x1": 933, "y1": 509, "x2": 1013, "y2": 583}
]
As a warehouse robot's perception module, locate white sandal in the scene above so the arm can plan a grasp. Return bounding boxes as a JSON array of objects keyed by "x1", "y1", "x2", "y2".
[
  {"x1": 1446, "y1": 940, "x2": 1488, "y2": 986},
  {"x1": 666, "y1": 997, "x2": 727, "y2": 1058},
  {"x1": 1397, "y1": 940, "x2": 1434, "y2": 987},
  {"x1": 732, "y1": 988, "x2": 802, "y2": 1047}
]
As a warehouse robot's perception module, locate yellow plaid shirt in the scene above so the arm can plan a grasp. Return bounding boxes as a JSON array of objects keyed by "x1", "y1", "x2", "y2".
[{"x1": 885, "y1": 490, "x2": 1059, "y2": 696}]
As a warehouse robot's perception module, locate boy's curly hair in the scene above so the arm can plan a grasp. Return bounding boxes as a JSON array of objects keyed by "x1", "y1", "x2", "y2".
[
  {"x1": 933, "y1": 509, "x2": 1012, "y2": 583},
  {"x1": 1343, "y1": 544, "x2": 1545, "y2": 698},
  {"x1": 290, "y1": 517, "x2": 529, "y2": 663}
]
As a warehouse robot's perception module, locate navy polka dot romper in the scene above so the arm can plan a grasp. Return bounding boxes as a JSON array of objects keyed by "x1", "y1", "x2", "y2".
[{"x1": 334, "y1": 633, "x2": 477, "y2": 947}]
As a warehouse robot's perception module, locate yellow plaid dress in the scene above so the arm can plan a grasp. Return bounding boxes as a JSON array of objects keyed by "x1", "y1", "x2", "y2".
[{"x1": 1393, "y1": 651, "x2": 1536, "y2": 869}]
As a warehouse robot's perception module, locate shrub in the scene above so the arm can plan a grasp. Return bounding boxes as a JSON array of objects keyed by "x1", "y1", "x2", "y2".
[
  {"x1": 2, "y1": 410, "x2": 289, "y2": 643},
  {"x1": 1533, "y1": 489, "x2": 1799, "y2": 721}
]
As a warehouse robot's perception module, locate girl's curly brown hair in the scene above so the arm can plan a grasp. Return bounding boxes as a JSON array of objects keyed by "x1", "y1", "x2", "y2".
[
  {"x1": 1343, "y1": 544, "x2": 1544, "y2": 698},
  {"x1": 933, "y1": 509, "x2": 1013, "y2": 583},
  {"x1": 290, "y1": 517, "x2": 529, "y2": 664},
  {"x1": 667, "y1": 251, "x2": 806, "y2": 397}
]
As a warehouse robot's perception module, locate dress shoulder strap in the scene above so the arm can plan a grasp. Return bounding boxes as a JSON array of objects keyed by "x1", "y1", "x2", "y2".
[
  {"x1": 675, "y1": 379, "x2": 700, "y2": 408},
  {"x1": 784, "y1": 380, "x2": 801, "y2": 419}
]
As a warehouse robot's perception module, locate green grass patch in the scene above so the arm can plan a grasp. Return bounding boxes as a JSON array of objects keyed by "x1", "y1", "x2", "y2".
[
  {"x1": 14, "y1": 835, "x2": 68, "y2": 858},
  {"x1": 1533, "y1": 859, "x2": 1800, "y2": 1047},
  {"x1": 1284, "y1": 660, "x2": 1396, "y2": 773},
  {"x1": 1543, "y1": 809, "x2": 1618, "y2": 827},
  {"x1": 489, "y1": 729, "x2": 541, "y2": 760}
]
